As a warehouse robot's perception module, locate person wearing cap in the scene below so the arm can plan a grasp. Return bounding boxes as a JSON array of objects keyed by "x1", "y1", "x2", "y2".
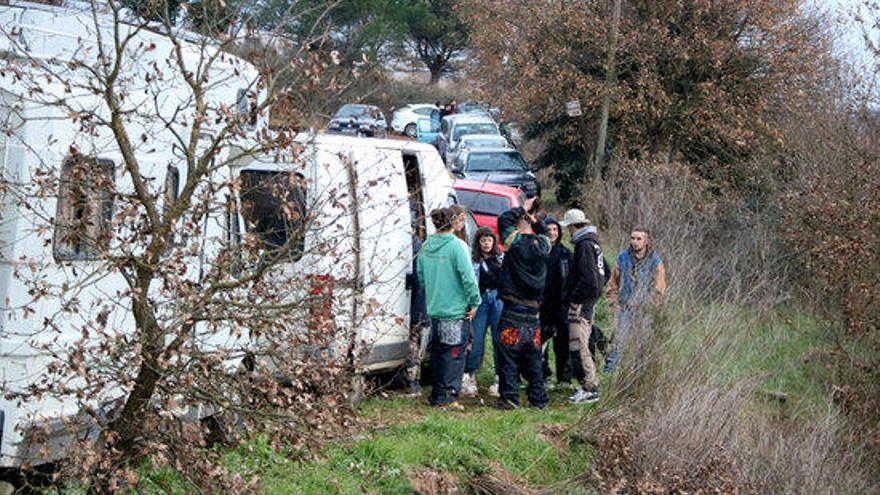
[
  {"x1": 604, "y1": 226, "x2": 666, "y2": 373},
  {"x1": 559, "y1": 209, "x2": 606, "y2": 404},
  {"x1": 493, "y1": 196, "x2": 551, "y2": 409}
]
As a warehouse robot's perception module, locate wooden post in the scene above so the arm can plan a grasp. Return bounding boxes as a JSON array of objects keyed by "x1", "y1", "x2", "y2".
[{"x1": 594, "y1": 0, "x2": 622, "y2": 181}]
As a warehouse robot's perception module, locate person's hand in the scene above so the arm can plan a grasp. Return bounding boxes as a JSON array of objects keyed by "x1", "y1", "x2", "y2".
[
  {"x1": 523, "y1": 196, "x2": 537, "y2": 213},
  {"x1": 465, "y1": 307, "x2": 477, "y2": 321}
]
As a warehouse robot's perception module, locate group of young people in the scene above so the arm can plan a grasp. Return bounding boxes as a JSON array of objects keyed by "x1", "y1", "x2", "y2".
[{"x1": 408, "y1": 199, "x2": 666, "y2": 409}]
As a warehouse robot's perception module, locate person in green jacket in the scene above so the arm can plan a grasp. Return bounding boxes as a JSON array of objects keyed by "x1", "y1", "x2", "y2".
[{"x1": 417, "y1": 207, "x2": 482, "y2": 407}]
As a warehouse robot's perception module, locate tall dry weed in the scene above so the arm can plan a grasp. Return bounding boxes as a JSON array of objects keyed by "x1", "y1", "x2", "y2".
[{"x1": 576, "y1": 159, "x2": 876, "y2": 493}]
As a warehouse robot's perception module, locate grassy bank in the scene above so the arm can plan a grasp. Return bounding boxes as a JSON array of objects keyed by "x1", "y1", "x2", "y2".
[{"x1": 45, "y1": 299, "x2": 845, "y2": 494}]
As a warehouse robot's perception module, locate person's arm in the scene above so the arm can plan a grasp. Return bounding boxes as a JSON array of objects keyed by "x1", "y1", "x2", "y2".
[
  {"x1": 651, "y1": 261, "x2": 666, "y2": 305},
  {"x1": 497, "y1": 207, "x2": 524, "y2": 251},
  {"x1": 606, "y1": 264, "x2": 621, "y2": 307},
  {"x1": 455, "y1": 244, "x2": 482, "y2": 311}
]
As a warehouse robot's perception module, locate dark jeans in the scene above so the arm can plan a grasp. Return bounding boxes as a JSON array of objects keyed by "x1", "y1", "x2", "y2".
[
  {"x1": 466, "y1": 289, "x2": 503, "y2": 374},
  {"x1": 494, "y1": 303, "x2": 549, "y2": 408},
  {"x1": 428, "y1": 318, "x2": 469, "y2": 406}
]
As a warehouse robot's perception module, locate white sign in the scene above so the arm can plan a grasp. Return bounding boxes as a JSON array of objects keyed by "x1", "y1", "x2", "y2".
[{"x1": 566, "y1": 99, "x2": 582, "y2": 117}]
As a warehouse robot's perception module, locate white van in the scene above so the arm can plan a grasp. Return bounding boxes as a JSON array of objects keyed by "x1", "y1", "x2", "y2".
[
  {"x1": 0, "y1": 2, "x2": 265, "y2": 468},
  {"x1": 0, "y1": 3, "x2": 464, "y2": 469},
  {"x1": 235, "y1": 134, "x2": 460, "y2": 377}
]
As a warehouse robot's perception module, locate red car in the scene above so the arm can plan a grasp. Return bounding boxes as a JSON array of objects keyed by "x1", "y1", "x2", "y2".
[{"x1": 454, "y1": 179, "x2": 526, "y2": 238}]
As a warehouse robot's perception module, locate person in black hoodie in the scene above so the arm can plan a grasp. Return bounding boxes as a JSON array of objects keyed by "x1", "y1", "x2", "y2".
[
  {"x1": 559, "y1": 209, "x2": 606, "y2": 404},
  {"x1": 494, "y1": 197, "x2": 551, "y2": 409},
  {"x1": 540, "y1": 216, "x2": 573, "y2": 387}
]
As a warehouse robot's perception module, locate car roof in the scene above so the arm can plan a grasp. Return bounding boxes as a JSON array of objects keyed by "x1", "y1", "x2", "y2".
[
  {"x1": 443, "y1": 113, "x2": 497, "y2": 125},
  {"x1": 465, "y1": 147, "x2": 521, "y2": 154},
  {"x1": 454, "y1": 179, "x2": 524, "y2": 198},
  {"x1": 340, "y1": 104, "x2": 379, "y2": 111},
  {"x1": 459, "y1": 134, "x2": 508, "y2": 142}
]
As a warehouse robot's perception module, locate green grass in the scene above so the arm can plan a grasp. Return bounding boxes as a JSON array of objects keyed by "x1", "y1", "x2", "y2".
[
  {"x1": 219, "y1": 393, "x2": 590, "y2": 494},
  {"x1": 49, "y1": 301, "x2": 831, "y2": 495}
]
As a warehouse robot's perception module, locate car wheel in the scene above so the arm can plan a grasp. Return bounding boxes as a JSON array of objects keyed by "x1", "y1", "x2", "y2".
[{"x1": 404, "y1": 123, "x2": 417, "y2": 137}]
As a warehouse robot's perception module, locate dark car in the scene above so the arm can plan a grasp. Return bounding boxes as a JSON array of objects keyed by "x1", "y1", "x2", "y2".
[
  {"x1": 450, "y1": 148, "x2": 540, "y2": 197},
  {"x1": 327, "y1": 104, "x2": 387, "y2": 137}
]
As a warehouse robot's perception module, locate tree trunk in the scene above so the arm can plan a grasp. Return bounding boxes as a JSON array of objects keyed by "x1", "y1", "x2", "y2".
[
  {"x1": 105, "y1": 274, "x2": 163, "y2": 453},
  {"x1": 428, "y1": 64, "x2": 443, "y2": 85},
  {"x1": 595, "y1": 0, "x2": 623, "y2": 181}
]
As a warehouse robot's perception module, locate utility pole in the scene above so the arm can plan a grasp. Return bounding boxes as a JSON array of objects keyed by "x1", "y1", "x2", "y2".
[{"x1": 594, "y1": 0, "x2": 622, "y2": 181}]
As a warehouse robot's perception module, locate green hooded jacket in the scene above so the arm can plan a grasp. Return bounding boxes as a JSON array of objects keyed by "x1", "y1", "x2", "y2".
[{"x1": 416, "y1": 233, "x2": 481, "y2": 320}]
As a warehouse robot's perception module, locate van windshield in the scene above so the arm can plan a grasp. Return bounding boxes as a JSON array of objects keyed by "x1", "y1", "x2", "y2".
[{"x1": 239, "y1": 170, "x2": 307, "y2": 261}]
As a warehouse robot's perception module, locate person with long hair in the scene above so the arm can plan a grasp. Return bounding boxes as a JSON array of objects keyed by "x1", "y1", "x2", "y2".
[
  {"x1": 417, "y1": 208, "x2": 481, "y2": 408},
  {"x1": 461, "y1": 227, "x2": 504, "y2": 396}
]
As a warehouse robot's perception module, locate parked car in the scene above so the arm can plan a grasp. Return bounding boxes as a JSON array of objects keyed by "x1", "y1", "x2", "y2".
[
  {"x1": 451, "y1": 148, "x2": 540, "y2": 197},
  {"x1": 454, "y1": 179, "x2": 526, "y2": 237},
  {"x1": 327, "y1": 104, "x2": 387, "y2": 137},
  {"x1": 437, "y1": 113, "x2": 501, "y2": 163},
  {"x1": 456, "y1": 101, "x2": 500, "y2": 117},
  {"x1": 391, "y1": 103, "x2": 438, "y2": 137}
]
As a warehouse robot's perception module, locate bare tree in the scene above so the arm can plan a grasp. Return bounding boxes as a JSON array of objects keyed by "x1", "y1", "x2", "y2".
[{"x1": 0, "y1": 1, "x2": 387, "y2": 491}]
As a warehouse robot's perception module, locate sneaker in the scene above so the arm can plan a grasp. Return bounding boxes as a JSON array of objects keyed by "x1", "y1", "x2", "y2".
[
  {"x1": 488, "y1": 381, "x2": 500, "y2": 397},
  {"x1": 568, "y1": 387, "x2": 588, "y2": 403},
  {"x1": 460, "y1": 373, "x2": 477, "y2": 397},
  {"x1": 494, "y1": 398, "x2": 520, "y2": 410},
  {"x1": 570, "y1": 387, "x2": 600, "y2": 405},
  {"x1": 544, "y1": 378, "x2": 556, "y2": 391}
]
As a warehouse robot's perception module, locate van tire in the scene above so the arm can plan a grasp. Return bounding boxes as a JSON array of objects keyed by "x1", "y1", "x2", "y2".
[
  {"x1": 404, "y1": 123, "x2": 416, "y2": 138},
  {"x1": 349, "y1": 372, "x2": 367, "y2": 404}
]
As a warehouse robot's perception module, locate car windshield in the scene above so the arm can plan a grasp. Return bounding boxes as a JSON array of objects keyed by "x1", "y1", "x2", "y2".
[
  {"x1": 336, "y1": 105, "x2": 372, "y2": 118},
  {"x1": 457, "y1": 190, "x2": 512, "y2": 217},
  {"x1": 453, "y1": 123, "x2": 498, "y2": 141},
  {"x1": 466, "y1": 151, "x2": 527, "y2": 172},
  {"x1": 462, "y1": 138, "x2": 506, "y2": 149}
]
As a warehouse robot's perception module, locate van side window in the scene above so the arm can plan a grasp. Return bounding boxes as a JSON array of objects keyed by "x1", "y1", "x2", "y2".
[
  {"x1": 53, "y1": 156, "x2": 115, "y2": 261},
  {"x1": 239, "y1": 170, "x2": 306, "y2": 262}
]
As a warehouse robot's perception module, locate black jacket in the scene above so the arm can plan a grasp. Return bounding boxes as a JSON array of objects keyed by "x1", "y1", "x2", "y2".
[
  {"x1": 497, "y1": 207, "x2": 551, "y2": 303},
  {"x1": 567, "y1": 228, "x2": 607, "y2": 305},
  {"x1": 477, "y1": 255, "x2": 503, "y2": 293},
  {"x1": 541, "y1": 240, "x2": 572, "y2": 327}
]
